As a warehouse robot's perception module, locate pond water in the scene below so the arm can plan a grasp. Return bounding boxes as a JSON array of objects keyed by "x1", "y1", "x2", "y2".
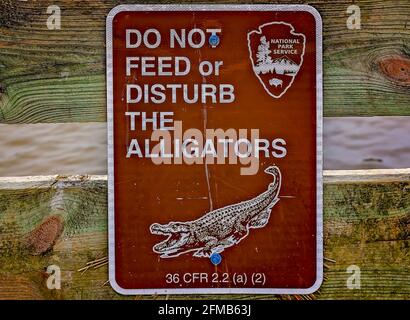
[{"x1": 0, "y1": 117, "x2": 409, "y2": 176}]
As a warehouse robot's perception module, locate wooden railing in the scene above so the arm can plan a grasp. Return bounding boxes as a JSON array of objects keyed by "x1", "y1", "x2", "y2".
[
  {"x1": 0, "y1": 0, "x2": 409, "y2": 300},
  {"x1": 0, "y1": 170, "x2": 409, "y2": 299}
]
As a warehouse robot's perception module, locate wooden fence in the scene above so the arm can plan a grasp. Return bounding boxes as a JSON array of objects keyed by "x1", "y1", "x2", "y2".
[
  {"x1": 0, "y1": 170, "x2": 409, "y2": 299},
  {"x1": 0, "y1": 0, "x2": 409, "y2": 299}
]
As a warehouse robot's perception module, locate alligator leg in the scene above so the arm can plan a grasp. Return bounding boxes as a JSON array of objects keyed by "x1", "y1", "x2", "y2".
[
  {"x1": 250, "y1": 198, "x2": 279, "y2": 228},
  {"x1": 231, "y1": 219, "x2": 249, "y2": 242},
  {"x1": 193, "y1": 236, "x2": 219, "y2": 257},
  {"x1": 249, "y1": 211, "x2": 270, "y2": 228}
]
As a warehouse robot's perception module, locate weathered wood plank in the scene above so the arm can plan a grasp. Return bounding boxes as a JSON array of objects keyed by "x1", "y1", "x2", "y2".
[
  {"x1": 0, "y1": 0, "x2": 409, "y2": 123},
  {"x1": 324, "y1": 168, "x2": 410, "y2": 183},
  {"x1": 0, "y1": 169, "x2": 408, "y2": 299}
]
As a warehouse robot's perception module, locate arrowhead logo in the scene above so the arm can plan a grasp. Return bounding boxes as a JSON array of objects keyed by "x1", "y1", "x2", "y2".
[{"x1": 248, "y1": 22, "x2": 306, "y2": 99}]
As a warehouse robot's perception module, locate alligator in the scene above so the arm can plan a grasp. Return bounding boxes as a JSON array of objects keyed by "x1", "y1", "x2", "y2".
[{"x1": 150, "y1": 165, "x2": 282, "y2": 258}]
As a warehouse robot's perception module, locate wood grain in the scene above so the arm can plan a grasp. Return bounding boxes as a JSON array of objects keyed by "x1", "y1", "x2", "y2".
[
  {"x1": 0, "y1": 0, "x2": 409, "y2": 123},
  {"x1": 0, "y1": 169, "x2": 408, "y2": 300}
]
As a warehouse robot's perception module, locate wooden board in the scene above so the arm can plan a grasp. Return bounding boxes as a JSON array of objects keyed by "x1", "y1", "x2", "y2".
[
  {"x1": 0, "y1": 0, "x2": 409, "y2": 123},
  {"x1": 0, "y1": 169, "x2": 408, "y2": 300}
]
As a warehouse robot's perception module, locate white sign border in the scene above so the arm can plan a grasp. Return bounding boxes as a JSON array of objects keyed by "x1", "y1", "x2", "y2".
[{"x1": 106, "y1": 4, "x2": 323, "y2": 296}]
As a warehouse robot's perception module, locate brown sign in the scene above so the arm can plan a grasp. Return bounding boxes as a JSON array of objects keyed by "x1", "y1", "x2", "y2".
[{"x1": 107, "y1": 4, "x2": 323, "y2": 295}]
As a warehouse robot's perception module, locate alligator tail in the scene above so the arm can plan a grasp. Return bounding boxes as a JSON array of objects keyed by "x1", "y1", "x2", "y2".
[{"x1": 264, "y1": 165, "x2": 282, "y2": 193}]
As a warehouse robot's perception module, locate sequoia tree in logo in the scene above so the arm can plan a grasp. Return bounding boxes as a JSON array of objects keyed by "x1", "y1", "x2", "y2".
[{"x1": 248, "y1": 22, "x2": 306, "y2": 98}]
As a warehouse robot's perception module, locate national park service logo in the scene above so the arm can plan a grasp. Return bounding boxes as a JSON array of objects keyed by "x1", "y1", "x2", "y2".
[{"x1": 248, "y1": 22, "x2": 306, "y2": 98}]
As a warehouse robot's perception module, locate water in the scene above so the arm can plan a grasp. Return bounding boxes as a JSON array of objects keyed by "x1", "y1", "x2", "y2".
[
  {"x1": 0, "y1": 117, "x2": 409, "y2": 176},
  {"x1": 0, "y1": 123, "x2": 107, "y2": 176},
  {"x1": 324, "y1": 117, "x2": 410, "y2": 170}
]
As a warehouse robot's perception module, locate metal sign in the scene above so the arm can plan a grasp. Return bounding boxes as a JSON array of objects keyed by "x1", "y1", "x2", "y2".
[{"x1": 107, "y1": 4, "x2": 323, "y2": 295}]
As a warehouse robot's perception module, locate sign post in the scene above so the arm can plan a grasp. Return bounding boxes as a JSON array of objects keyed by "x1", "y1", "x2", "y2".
[{"x1": 107, "y1": 4, "x2": 323, "y2": 295}]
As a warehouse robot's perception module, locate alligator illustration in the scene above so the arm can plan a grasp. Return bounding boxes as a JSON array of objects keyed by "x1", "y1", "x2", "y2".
[{"x1": 150, "y1": 165, "x2": 282, "y2": 258}]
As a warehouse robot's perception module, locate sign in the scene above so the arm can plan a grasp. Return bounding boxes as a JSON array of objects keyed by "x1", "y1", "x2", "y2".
[{"x1": 107, "y1": 4, "x2": 323, "y2": 295}]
